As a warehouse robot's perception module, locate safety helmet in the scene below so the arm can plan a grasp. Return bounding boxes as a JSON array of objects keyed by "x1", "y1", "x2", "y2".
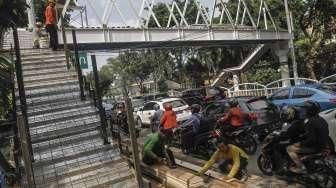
[
  {"x1": 281, "y1": 106, "x2": 300, "y2": 122},
  {"x1": 302, "y1": 100, "x2": 320, "y2": 117},
  {"x1": 190, "y1": 104, "x2": 201, "y2": 114},
  {"x1": 164, "y1": 103, "x2": 172, "y2": 111},
  {"x1": 229, "y1": 99, "x2": 238, "y2": 107},
  {"x1": 153, "y1": 104, "x2": 160, "y2": 111}
]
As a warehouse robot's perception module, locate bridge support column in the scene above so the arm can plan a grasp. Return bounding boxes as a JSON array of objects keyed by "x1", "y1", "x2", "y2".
[
  {"x1": 26, "y1": 0, "x2": 36, "y2": 29},
  {"x1": 275, "y1": 43, "x2": 290, "y2": 87}
]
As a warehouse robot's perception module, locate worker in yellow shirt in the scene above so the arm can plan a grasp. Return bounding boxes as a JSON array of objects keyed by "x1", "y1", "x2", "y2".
[{"x1": 198, "y1": 140, "x2": 249, "y2": 179}]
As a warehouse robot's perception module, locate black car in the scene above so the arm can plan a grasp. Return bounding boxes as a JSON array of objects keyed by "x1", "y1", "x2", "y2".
[{"x1": 202, "y1": 96, "x2": 281, "y2": 140}]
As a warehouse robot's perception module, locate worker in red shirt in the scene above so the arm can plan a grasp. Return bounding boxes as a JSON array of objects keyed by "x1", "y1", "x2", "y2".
[
  {"x1": 44, "y1": 0, "x2": 58, "y2": 50},
  {"x1": 219, "y1": 99, "x2": 249, "y2": 129},
  {"x1": 160, "y1": 103, "x2": 177, "y2": 139}
]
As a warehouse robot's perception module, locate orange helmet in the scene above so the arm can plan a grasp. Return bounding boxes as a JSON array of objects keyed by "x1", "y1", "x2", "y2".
[{"x1": 164, "y1": 103, "x2": 172, "y2": 111}]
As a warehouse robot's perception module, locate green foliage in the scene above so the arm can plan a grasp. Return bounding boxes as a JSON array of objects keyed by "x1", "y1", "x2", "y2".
[
  {"x1": 245, "y1": 67, "x2": 281, "y2": 85},
  {"x1": 146, "y1": 0, "x2": 200, "y2": 27},
  {"x1": 157, "y1": 79, "x2": 168, "y2": 93},
  {"x1": 0, "y1": 0, "x2": 28, "y2": 31},
  {"x1": 0, "y1": 55, "x2": 13, "y2": 121}
]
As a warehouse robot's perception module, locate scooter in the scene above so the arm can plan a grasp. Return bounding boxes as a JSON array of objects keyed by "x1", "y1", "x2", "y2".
[{"x1": 258, "y1": 130, "x2": 336, "y2": 187}]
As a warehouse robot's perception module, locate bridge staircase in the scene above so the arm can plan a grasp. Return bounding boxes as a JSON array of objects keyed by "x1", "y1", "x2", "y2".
[
  {"x1": 212, "y1": 44, "x2": 270, "y2": 86},
  {"x1": 15, "y1": 48, "x2": 135, "y2": 187}
]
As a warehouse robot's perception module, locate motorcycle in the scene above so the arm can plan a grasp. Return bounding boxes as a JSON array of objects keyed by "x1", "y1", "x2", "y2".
[
  {"x1": 173, "y1": 120, "x2": 217, "y2": 159},
  {"x1": 213, "y1": 123, "x2": 258, "y2": 155},
  {"x1": 257, "y1": 130, "x2": 336, "y2": 187}
]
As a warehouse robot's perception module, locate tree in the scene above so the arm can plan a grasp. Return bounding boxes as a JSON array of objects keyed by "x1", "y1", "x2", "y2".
[
  {"x1": 294, "y1": 0, "x2": 336, "y2": 79},
  {"x1": 0, "y1": 0, "x2": 28, "y2": 32}
]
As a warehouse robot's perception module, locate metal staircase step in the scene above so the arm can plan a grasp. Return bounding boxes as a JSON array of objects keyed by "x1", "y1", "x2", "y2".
[
  {"x1": 23, "y1": 72, "x2": 77, "y2": 84},
  {"x1": 22, "y1": 79, "x2": 79, "y2": 92},
  {"x1": 31, "y1": 120, "x2": 100, "y2": 144},
  {"x1": 32, "y1": 130, "x2": 101, "y2": 152},
  {"x1": 21, "y1": 53, "x2": 66, "y2": 62},
  {"x1": 32, "y1": 138, "x2": 116, "y2": 168},
  {"x1": 27, "y1": 100, "x2": 92, "y2": 117},
  {"x1": 33, "y1": 151, "x2": 132, "y2": 188},
  {"x1": 20, "y1": 49, "x2": 55, "y2": 55},
  {"x1": 21, "y1": 58, "x2": 66, "y2": 68},
  {"x1": 23, "y1": 83, "x2": 80, "y2": 99},
  {"x1": 23, "y1": 67, "x2": 68, "y2": 77},
  {"x1": 28, "y1": 106, "x2": 98, "y2": 127},
  {"x1": 22, "y1": 61, "x2": 67, "y2": 72},
  {"x1": 30, "y1": 114, "x2": 100, "y2": 136},
  {"x1": 22, "y1": 91, "x2": 81, "y2": 106}
]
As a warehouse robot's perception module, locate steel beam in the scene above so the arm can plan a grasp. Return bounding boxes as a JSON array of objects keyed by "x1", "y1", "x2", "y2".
[{"x1": 59, "y1": 28, "x2": 289, "y2": 46}]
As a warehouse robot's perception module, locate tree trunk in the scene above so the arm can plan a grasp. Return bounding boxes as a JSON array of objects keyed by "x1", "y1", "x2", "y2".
[{"x1": 306, "y1": 59, "x2": 317, "y2": 80}]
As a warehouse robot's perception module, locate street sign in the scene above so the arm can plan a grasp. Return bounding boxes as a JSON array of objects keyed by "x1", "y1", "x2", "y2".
[
  {"x1": 72, "y1": 52, "x2": 89, "y2": 69},
  {"x1": 79, "y1": 52, "x2": 88, "y2": 69}
]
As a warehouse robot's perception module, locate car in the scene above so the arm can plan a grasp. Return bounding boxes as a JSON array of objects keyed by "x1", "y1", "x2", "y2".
[
  {"x1": 203, "y1": 96, "x2": 279, "y2": 126},
  {"x1": 180, "y1": 88, "x2": 207, "y2": 106},
  {"x1": 136, "y1": 98, "x2": 191, "y2": 126},
  {"x1": 320, "y1": 108, "x2": 336, "y2": 147},
  {"x1": 270, "y1": 84, "x2": 336, "y2": 111},
  {"x1": 131, "y1": 98, "x2": 145, "y2": 112}
]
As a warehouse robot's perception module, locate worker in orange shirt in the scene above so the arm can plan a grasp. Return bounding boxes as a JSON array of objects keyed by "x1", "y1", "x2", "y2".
[
  {"x1": 160, "y1": 103, "x2": 177, "y2": 139},
  {"x1": 44, "y1": 0, "x2": 58, "y2": 50}
]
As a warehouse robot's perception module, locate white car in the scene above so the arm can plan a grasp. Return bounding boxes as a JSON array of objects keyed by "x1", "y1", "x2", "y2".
[
  {"x1": 136, "y1": 98, "x2": 191, "y2": 126},
  {"x1": 320, "y1": 108, "x2": 336, "y2": 146}
]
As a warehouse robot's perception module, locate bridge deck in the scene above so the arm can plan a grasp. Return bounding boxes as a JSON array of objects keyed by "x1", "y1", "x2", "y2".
[{"x1": 59, "y1": 28, "x2": 290, "y2": 49}]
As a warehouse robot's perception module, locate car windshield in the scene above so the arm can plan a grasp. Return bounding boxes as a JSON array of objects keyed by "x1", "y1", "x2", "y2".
[
  {"x1": 164, "y1": 100, "x2": 186, "y2": 108},
  {"x1": 247, "y1": 99, "x2": 272, "y2": 111},
  {"x1": 317, "y1": 85, "x2": 336, "y2": 94},
  {"x1": 132, "y1": 99, "x2": 144, "y2": 108}
]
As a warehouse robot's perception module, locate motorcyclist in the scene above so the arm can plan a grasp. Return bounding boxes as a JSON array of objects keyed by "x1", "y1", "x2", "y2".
[
  {"x1": 115, "y1": 103, "x2": 129, "y2": 135},
  {"x1": 278, "y1": 106, "x2": 305, "y2": 143},
  {"x1": 160, "y1": 103, "x2": 177, "y2": 139},
  {"x1": 150, "y1": 104, "x2": 164, "y2": 133},
  {"x1": 180, "y1": 104, "x2": 202, "y2": 153},
  {"x1": 198, "y1": 139, "x2": 249, "y2": 179},
  {"x1": 142, "y1": 130, "x2": 177, "y2": 168},
  {"x1": 287, "y1": 101, "x2": 329, "y2": 173},
  {"x1": 218, "y1": 99, "x2": 249, "y2": 130}
]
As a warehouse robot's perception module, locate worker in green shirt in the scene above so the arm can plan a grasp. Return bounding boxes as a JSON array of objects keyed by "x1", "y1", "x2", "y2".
[
  {"x1": 198, "y1": 140, "x2": 249, "y2": 179},
  {"x1": 142, "y1": 131, "x2": 177, "y2": 168}
]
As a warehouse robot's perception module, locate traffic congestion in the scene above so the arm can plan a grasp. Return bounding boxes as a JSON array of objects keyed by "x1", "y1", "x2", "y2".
[{"x1": 104, "y1": 83, "x2": 336, "y2": 187}]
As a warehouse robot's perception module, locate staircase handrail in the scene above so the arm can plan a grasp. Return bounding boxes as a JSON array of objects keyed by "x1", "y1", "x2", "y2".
[
  {"x1": 319, "y1": 74, "x2": 336, "y2": 85},
  {"x1": 266, "y1": 78, "x2": 318, "y2": 88}
]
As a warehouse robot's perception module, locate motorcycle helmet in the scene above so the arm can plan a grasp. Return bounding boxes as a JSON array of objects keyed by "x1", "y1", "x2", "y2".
[
  {"x1": 153, "y1": 104, "x2": 160, "y2": 111},
  {"x1": 281, "y1": 106, "x2": 300, "y2": 122},
  {"x1": 164, "y1": 103, "x2": 172, "y2": 111},
  {"x1": 302, "y1": 100, "x2": 320, "y2": 117},
  {"x1": 190, "y1": 104, "x2": 201, "y2": 114},
  {"x1": 229, "y1": 99, "x2": 239, "y2": 107}
]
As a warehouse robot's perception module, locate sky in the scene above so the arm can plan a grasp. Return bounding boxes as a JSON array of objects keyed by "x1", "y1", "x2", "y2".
[
  {"x1": 72, "y1": 0, "x2": 216, "y2": 27},
  {"x1": 71, "y1": 0, "x2": 216, "y2": 71}
]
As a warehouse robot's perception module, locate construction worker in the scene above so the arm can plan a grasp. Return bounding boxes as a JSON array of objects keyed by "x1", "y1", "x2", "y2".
[
  {"x1": 142, "y1": 130, "x2": 177, "y2": 168},
  {"x1": 198, "y1": 140, "x2": 249, "y2": 179},
  {"x1": 44, "y1": 0, "x2": 58, "y2": 51}
]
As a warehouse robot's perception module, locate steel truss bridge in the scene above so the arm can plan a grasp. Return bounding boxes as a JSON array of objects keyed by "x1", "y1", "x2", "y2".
[{"x1": 59, "y1": 0, "x2": 291, "y2": 45}]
